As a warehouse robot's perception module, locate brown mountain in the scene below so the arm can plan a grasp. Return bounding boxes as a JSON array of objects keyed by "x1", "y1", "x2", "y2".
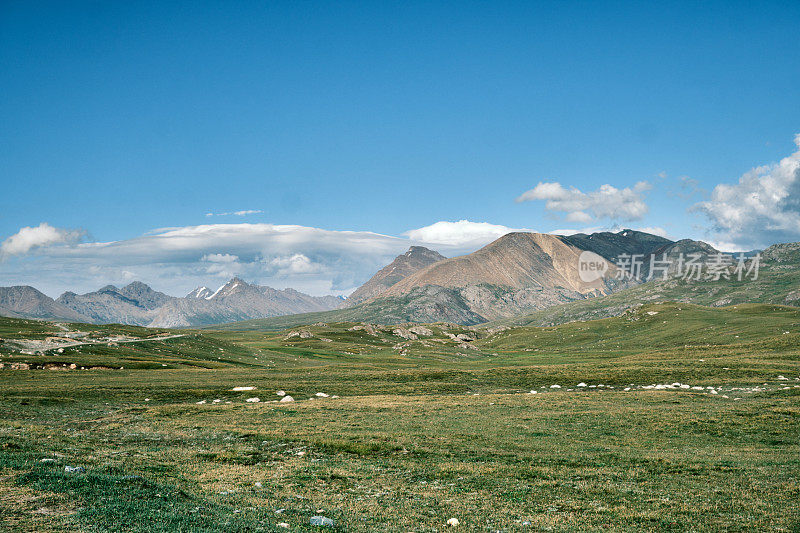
[
  {"x1": 382, "y1": 232, "x2": 618, "y2": 298},
  {"x1": 346, "y1": 246, "x2": 446, "y2": 305},
  {"x1": 359, "y1": 232, "x2": 624, "y2": 322}
]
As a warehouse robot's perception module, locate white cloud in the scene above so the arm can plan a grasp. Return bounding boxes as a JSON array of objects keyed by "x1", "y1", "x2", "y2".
[
  {"x1": 201, "y1": 253, "x2": 242, "y2": 277},
  {"x1": 268, "y1": 253, "x2": 320, "y2": 275},
  {"x1": 201, "y1": 253, "x2": 240, "y2": 263},
  {"x1": 548, "y1": 226, "x2": 606, "y2": 236},
  {"x1": 633, "y1": 226, "x2": 669, "y2": 238},
  {"x1": 694, "y1": 134, "x2": 800, "y2": 248},
  {"x1": 205, "y1": 210, "x2": 262, "y2": 217},
  {"x1": 516, "y1": 181, "x2": 651, "y2": 222},
  {"x1": 0, "y1": 223, "x2": 419, "y2": 296},
  {"x1": 0, "y1": 222, "x2": 85, "y2": 258},
  {"x1": 403, "y1": 220, "x2": 530, "y2": 248}
]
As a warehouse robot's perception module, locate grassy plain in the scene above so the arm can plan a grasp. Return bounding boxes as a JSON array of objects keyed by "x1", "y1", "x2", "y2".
[{"x1": 0, "y1": 303, "x2": 798, "y2": 531}]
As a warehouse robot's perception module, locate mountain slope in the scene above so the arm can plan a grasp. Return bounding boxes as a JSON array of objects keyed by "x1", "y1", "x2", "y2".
[
  {"x1": 487, "y1": 240, "x2": 799, "y2": 328},
  {"x1": 384, "y1": 233, "x2": 618, "y2": 297},
  {"x1": 0, "y1": 286, "x2": 92, "y2": 322},
  {"x1": 347, "y1": 246, "x2": 446, "y2": 305},
  {"x1": 561, "y1": 229, "x2": 673, "y2": 261}
]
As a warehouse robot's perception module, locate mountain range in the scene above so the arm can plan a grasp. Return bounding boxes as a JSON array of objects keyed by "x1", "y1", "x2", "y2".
[
  {"x1": 0, "y1": 278, "x2": 344, "y2": 327},
  {"x1": 2, "y1": 228, "x2": 797, "y2": 328},
  {"x1": 332, "y1": 229, "x2": 731, "y2": 324}
]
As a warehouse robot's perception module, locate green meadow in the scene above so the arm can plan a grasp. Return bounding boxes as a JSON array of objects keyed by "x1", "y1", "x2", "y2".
[{"x1": 1, "y1": 303, "x2": 798, "y2": 531}]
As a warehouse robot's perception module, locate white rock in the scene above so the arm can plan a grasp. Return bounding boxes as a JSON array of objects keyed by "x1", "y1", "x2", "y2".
[
  {"x1": 245, "y1": 397, "x2": 260, "y2": 403},
  {"x1": 447, "y1": 517, "x2": 460, "y2": 526},
  {"x1": 277, "y1": 523, "x2": 289, "y2": 529},
  {"x1": 280, "y1": 395, "x2": 294, "y2": 403},
  {"x1": 309, "y1": 516, "x2": 334, "y2": 527},
  {"x1": 549, "y1": 384, "x2": 561, "y2": 389},
  {"x1": 528, "y1": 390, "x2": 537, "y2": 394},
  {"x1": 276, "y1": 390, "x2": 286, "y2": 396},
  {"x1": 577, "y1": 382, "x2": 587, "y2": 387},
  {"x1": 232, "y1": 386, "x2": 256, "y2": 391},
  {"x1": 315, "y1": 392, "x2": 330, "y2": 398},
  {"x1": 196, "y1": 400, "x2": 207, "y2": 405}
]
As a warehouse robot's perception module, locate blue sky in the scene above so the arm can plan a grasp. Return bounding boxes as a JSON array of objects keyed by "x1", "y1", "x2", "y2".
[{"x1": 1, "y1": 1, "x2": 799, "y2": 296}]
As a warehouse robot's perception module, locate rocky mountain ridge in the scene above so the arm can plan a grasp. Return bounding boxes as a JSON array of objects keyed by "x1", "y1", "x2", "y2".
[{"x1": 0, "y1": 279, "x2": 344, "y2": 328}]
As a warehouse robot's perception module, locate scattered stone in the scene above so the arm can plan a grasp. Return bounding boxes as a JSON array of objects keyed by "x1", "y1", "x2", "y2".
[
  {"x1": 277, "y1": 523, "x2": 289, "y2": 529},
  {"x1": 408, "y1": 325, "x2": 433, "y2": 336},
  {"x1": 393, "y1": 327, "x2": 418, "y2": 340},
  {"x1": 315, "y1": 392, "x2": 330, "y2": 398},
  {"x1": 447, "y1": 517, "x2": 460, "y2": 526},
  {"x1": 309, "y1": 515, "x2": 334, "y2": 527},
  {"x1": 196, "y1": 400, "x2": 207, "y2": 405},
  {"x1": 280, "y1": 395, "x2": 295, "y2": 403},
  {"x1": 276, "y1": 390, "x2": 286, "y2": 396},
  {"x1": 550, "y1": 384, "x2": 561, "y2": 389},
  {"x1": 254, "y1": 482, "x2": 263, "y2": 488},
  {"x1": 40, "y1": 458, "x2": 56, "y2": 463},
  {"x1": 245, "y1": 397, "x2": 260, "y2": 403},
  {"x1": 577, "y1": 382, "x2": 587, "y2": 387},
  {"x1": 528, "y1": 390, "x2": 537, "y2": 394},
  {"x1": 232, "y1": 386, "x2": 256, "y2": 391},
  {"x1": 348, "y1": 324, "x2": 380, "y2": 336},
  {"x1": 64, "y1": 466, "x2": 84, "y2": 473}
]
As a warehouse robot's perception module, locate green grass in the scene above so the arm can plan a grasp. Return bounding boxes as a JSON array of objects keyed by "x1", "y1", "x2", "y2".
[{"x1": 1, "y1": 304, "x2": 798, "y2": 531}]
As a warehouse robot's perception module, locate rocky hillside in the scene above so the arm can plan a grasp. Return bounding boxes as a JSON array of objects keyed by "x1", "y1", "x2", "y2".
[{"x1": 346, "y1": 246, "x2": 446, "y2": 305}]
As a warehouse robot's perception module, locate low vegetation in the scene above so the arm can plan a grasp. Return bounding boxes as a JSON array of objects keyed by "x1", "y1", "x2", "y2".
[{"x1": 1, "y1": 303, "x2": 798, "y2": 531}]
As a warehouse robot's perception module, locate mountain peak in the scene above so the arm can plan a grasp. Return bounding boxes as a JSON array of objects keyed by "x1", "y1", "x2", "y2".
[
  {"x1": 207, "y1": 277, "x2": 252, "y2": 300},
  {"x1": 187, "y1": 286, "x2": 213, "y2": 299},
  {"x1": 123, "y1": 281, "x2": 152, "y2": 292},
  {"x1": 346, "y1": 246, "x2": 446, "y2": 305}
]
